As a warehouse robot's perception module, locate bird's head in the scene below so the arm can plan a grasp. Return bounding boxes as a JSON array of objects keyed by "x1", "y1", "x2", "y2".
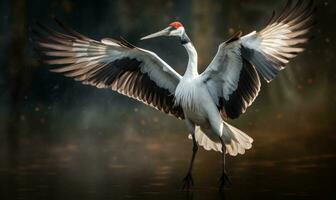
[{"x1": 140, "y1": 21, "x2": 186, "y2": 41}]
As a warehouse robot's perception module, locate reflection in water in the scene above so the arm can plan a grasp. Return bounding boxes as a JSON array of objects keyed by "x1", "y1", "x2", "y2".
[{"x1": 1, "y1": 124, "x2": 336, "y2": 200}]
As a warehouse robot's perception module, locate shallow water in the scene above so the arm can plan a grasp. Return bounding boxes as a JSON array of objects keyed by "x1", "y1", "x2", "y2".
[{"x1": 1, "y1": 127, "x2": 335, "y2": 200}]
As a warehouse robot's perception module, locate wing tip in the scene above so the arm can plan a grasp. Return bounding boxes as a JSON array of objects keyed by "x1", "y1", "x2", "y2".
[{"x1": 224, "y1": 31, "x2": 243, "y2": 44}]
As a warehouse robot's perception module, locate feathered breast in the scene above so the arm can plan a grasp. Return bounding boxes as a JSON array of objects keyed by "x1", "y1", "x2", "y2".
[{"x1": 174, "y1": 79, "x2": 201, "y2": 112}]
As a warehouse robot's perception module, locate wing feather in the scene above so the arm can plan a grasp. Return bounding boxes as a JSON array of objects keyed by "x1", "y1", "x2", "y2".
[
  {"x1": 32, "y1": 20, "x2": 184, "y2": 119},
  {"x1": 242, "y1": 0, "x2": 315, "y2": 82},
  {"x1": 201, "y1": 0, "x2": 314, "y2": 119}
]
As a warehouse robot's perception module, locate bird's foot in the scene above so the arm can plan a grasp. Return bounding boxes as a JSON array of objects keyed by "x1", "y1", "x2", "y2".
[
  {"x1": 218, "y1": 172, "x2": 232, "y2": 191},
  {"x1": 181, "y1": 173, "x2": 194, "y2": 191}
]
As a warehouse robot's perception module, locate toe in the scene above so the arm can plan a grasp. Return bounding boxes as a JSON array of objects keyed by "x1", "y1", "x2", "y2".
[
  {"x1": 181, "y1": 173, "x2": 194, "y2": 191},
  {"x1": 218, "y1": 173, "x2": 232, "y2": 191}
]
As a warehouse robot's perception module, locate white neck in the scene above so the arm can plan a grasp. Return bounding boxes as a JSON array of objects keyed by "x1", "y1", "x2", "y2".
[{"x1": 183, "y1": 42, "x2": 198, "y2": 78}]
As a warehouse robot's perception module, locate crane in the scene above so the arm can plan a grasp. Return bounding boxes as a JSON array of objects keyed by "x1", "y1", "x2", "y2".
[{"x1": 32, "y1": 0, "x2": 315, "y2": 191}]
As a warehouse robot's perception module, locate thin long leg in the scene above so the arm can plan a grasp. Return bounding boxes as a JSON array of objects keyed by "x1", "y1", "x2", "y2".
[
  {"x1": 182, "y1": 120, "x2": 198, "y2": 191},
  {"x1": 219, "y1": 137, "x2": 232, "y2": 191},
  {"x1": 188, "y1": 133, "x2": 198, "y2": 173}
]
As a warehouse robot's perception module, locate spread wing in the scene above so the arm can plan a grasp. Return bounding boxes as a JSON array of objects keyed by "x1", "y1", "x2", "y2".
[
  {"x1": 201, "y1": 0, "x2": 315, "y2": 119},
  {"x1": 32, "y1": 19, "x2": 184, "y2": 119}
]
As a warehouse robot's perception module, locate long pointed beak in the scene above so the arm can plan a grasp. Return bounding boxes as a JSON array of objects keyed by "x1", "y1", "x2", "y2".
[{"x1": 140, "y1": 27, "x2": 171, "y2": 40}]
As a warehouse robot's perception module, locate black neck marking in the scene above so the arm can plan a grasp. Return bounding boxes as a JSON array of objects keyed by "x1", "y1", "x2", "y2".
[{"x1": 181, "y1": 32, "x2": 191, "y2": 45}]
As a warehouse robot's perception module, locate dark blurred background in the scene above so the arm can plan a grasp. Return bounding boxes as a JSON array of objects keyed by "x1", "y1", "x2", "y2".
[{"x1": 0, "y1": 0, "x2": 335, "y2": 199}]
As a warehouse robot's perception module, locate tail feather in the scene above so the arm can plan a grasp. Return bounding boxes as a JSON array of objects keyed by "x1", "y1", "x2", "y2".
[
  {"x1": 188, "y1": 126, "x2": 222, "y2": 152},
  {"x1": 188, "y1": 122, "x2": 253, "y2": 156},
  {"x1": 223, "y1": 122, "x2": 253, "y2": 148},
  {"x1": 222, "y1": 122, "x2": 253, "y2": 156}
]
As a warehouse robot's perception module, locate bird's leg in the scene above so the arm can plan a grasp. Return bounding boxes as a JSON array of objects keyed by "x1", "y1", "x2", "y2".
[
  {"x1": 182, "y1": 121, "x2": 198, "y2": 191},
  {"x1": 219, "y1": 137, "x2": 232, "y2": 191},
  {"x1": 182, "y1": 133, "x2": 198, "y2": 191}
]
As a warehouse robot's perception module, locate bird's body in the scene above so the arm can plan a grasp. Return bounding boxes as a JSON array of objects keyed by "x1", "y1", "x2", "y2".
[
  {"x1": 32, "y1": 0, "x2": 315, "y2": 191},
  {"x1": 176, "y1": 75, "x2": 220, "y2": 137}
]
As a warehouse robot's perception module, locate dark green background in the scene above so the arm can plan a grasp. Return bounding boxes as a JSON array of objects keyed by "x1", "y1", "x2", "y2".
[{"x1": 0, "y1": 0, "x2": 335, "y2": 199}]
